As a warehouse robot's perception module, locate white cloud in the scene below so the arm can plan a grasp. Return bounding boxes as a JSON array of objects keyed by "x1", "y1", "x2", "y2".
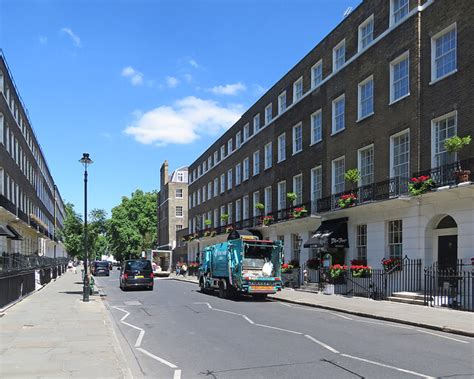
[
  {"x1": 39, "y1": 36, "x2": 48, "y2": 45},
  {"x1": 183, "y1": 73, "x2": 193, "y2": 83},
  {"x1": 121, "y1": 66, "x2": 144, "y2": 86},
  {"x1": 189, "y1": 59, "x2": 199, "y2": 68},
  {"x1": 61, "y1": 27, "x2": 81, "y2": 47},
  {"x1": 208, "y1": 82, "x2": 247, "y2": 96},
  {"x1": 124, "y1": 96, "x2": 243, "y2": 146},
  {"x1": 166, "y1": 76, "x2": 180, "y2": 88}
]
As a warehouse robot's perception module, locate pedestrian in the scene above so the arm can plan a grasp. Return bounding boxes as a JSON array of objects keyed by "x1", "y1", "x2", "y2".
[
  {"x1": 181, "y1": 263, "x2": 188, "y2": 277},
  {"x1": 176, "y1": 262, "x2": 181, "y2": 276}
]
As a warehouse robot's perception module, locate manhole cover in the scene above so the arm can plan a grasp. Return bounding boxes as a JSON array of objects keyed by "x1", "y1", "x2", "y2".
[{"x1": 124, "y1": 301, "x2": 142, "y2": 306}]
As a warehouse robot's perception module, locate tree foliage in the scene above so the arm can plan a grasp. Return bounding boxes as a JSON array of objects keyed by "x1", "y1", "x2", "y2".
[
  {"x1": 60, "y1": 203, "x2": 83, "y2": 258},
  {"x1": 108, "y1": 190, "x2": 157, "y2": 262}
]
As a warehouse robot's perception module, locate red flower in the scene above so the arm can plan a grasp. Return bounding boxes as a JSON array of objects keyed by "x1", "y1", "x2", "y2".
[{"x1": 282, "y1": 263, "x2": 289, "y2": 269}]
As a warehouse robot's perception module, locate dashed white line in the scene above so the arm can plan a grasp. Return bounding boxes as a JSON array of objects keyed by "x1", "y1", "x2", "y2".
[
  {"x1": 255, "y1": 323, "x2": 302, "y2": 335},
  {"x1": 136, "y1": 347, "x2": 178, "y2": 369},
  {"x1": 304, "y1": 334, "x2": 340, "y2": 354},
  {"x1": 173, "y1": 369, "x2": 182, "y2": 379},
  {"x1": 242, "y1": 315, "x2": 255, "y2": 324},
  {"x1": 330, "y1": 312, "x2": 353, "y2": 320},
  {"x1": 341, "y1": 353, "x2": 436, "y2": 378},
  {"x1": 414, "y1": 329, "x2": 470, "y2": 344}
]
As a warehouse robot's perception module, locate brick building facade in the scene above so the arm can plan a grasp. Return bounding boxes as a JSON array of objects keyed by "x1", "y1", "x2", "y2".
[{"x1": 183, "y1": 0, "x2": 473, "y2": 270}]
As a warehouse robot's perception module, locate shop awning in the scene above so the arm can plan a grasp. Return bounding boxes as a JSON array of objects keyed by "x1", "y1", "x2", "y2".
[
  {"x1": 304, "y1": 217, "x2": 348, "y2": 248},
  {"x1": 0, "y1": 225, "x2": 16, "y2": 238},
  {"x1": 6, "y1": 225, "x2": 23, "y2": 240}
]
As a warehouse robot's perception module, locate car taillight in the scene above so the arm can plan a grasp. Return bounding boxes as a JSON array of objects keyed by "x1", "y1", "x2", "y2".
[{"x1": 123, "y1": 273, "x2": 128, "y2": 279}]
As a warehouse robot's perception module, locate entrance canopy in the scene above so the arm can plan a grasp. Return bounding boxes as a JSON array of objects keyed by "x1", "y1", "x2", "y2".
[
  {"x1": 0, "y1": 225, "x2": 16, "y2": 238},
  {"x1": 6, "y1": 225, "x2": 23, "y2": 240},
  {"x1": 304, "y1": 217, "x2": 348, "y2": 249}
]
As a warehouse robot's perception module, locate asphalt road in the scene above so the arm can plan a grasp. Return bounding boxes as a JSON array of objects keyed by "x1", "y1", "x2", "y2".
[{"x1": 96, "y1": 270, "x2": 473, "y2": 379}]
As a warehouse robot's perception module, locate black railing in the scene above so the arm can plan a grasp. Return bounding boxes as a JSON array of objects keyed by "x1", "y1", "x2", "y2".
[
  {"x1": 424, "y1": 260, "x2": 472, "y2": 312},
  {"x1": 0, "y1": 270, "x2": 36, "y2": 308},
  {"x1": 0, "y1": 252, "x2": 68, "y2": 276},
  {"x1": 317, "y1": 176, "x2": 409, "y2": 213},
  {"x1": 413, "y1": 158, "x2": 474, "y2": 188}
]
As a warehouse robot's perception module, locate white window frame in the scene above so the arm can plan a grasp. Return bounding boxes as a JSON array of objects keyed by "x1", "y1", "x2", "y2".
[
  {"x1": 277, "y1": 181, "x2": 286, "y2": 211},
  {"x1": 277, "y1": 133, "x2": 286, "y2": 163},
  {"x1": 333, "y1": 39, "x2": 346, "y2": 72},
  {"x1": 390, "y1": 0, "x2": 409, "y2": 27},
  {"x1": 358, "y1": 15, "x2": 374, "y2": 52},
  {"x1": 311, "y1": 60, "x2": 322, "y2": 88},
  {"x1": 253, "y1": 150, "x2": 260, "y2": 176},
  {"x1": 358, "y1": 144, "x2": 375, "y2": 186},
  {"x1": 264, "y1": 186, "x2": 272, "y2": 215},
  {"x1": 332, "y1": 156, "x2": 345, "y2": 194},
  {"x1": 253, "y1": 191, "x2": 260, "y2": 217},
  {"x1": 220, "y1": 145, "x2": 226, "y2": 159},
  {"x1": 389, "y1": 128, "x2": 410, "y2": 179},
  {"x1": 175, "y1": 206, "x2": 183, "y2": 217},
  {"x1": 236, "y1": 199, "x2": 242, "y2": 222},
  {"x1": 292, "y1": 122, "x2": 303, "y2": 155},
  {"x1": 430, "y1": 23, "x2": 457, "y2": 84},
  {"x1": 356, "y1": 224, "x2": 368, "y2": 262},
  {"x1": 243, "y1": 195, "x2": 250, "y2": 220},
  {"x1": 278, "y1": 91, "x2": 286, "y2": 114},
  {"x1": 176, "y1": 188, "x2": 183, "y2": 199},
  {"x1": 332, "y1": 94, "x2": 345, "y2": 135},
  {"x1": 431, "y1": 111, "x2": 457, "y2": 168},
  {"x1": 243, "y1": 157, "x2": 250, "y2": 181},
  {"x1": 235, "y1": 163, "x2": 242, "y2": 186},
  {"x1": 390, "y1": 51, "x2": 410, "y2": 104},
  {"x1": 213, "y1": 178, "x2": 218, "y2": 197},
  {"x1": 236, "y1": 131, "x2": 242, "y2": 149},
  {"x1": 388, "y1": 220, "x2": 403, "y2": 259},
  {"x1": 293, "y1": 76, "x2": 303, "y2": 102},
  {"x1": 227, "y1": 138, "x2": 233, "y2": 154},
  {"x1": 253, "y1": 113, "x2": 260, "y2": 134},
  {"x1": 310, "y1": 165, "x2": 322, "y2": 211},
  {"x1": 264, "y1": 142, "x2": 272, "y2": 169},
  {"x1": 227, "y1": 203, "x2": 233, "y2": 224},
  {"x1": 243, "y1": 123, "x2": 250, "y2": 141},
  {"x1": 220, "y1": 173, "x2": 225, "y2": 193},
  {"x1": 213, "y1": 151, "x2": 219, "y2": 165},
  {"x1": 292, "y1": 174, "x2": 303, "y2": 205},
  {"x1": 227, "y1": 168, "x2": 233, "y2": 190},
  {"x1": 310, "y1": 109, "x2": 322, "y2": 145},
  {"x1": 358, "y1": 75, "x2": 374, "y2": 121},
  {"x1": 265, "y1": 103, "x2": 272, "y2": 124}
]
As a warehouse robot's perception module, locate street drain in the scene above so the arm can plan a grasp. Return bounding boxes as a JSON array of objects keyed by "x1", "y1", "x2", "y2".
[{"x1": 22, "y1": 324, "x2": 34, "y2": 329}]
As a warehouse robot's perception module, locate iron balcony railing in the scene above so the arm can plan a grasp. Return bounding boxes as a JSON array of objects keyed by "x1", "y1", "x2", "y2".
[
  {"x1": 316, "y1": 176, "x2": 409, "y2": 213},
  {"x1": 413, "y1": 157, "x2": 474, "y2": 188},
  {"x1": 0, "y1": 251, "x2": 69, "y2": 276}
]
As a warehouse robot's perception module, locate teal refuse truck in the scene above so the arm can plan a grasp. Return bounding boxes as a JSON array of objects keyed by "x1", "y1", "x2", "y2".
[{"x1": 198, "y1": 230, "x2": 283, "y2": 299}]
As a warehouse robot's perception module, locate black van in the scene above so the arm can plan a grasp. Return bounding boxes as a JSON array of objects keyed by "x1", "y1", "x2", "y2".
[
  {"x1": 119, "y1": 259, "x2": 154, "y2": 290},
  {"x1": 92, "y1": 261, "x2": 110, "y2": 276}
]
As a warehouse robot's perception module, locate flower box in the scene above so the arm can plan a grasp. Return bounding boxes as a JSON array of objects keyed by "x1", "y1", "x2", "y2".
[{"x1": 338, "y1": 193, "x2": 357, "y2": 208}]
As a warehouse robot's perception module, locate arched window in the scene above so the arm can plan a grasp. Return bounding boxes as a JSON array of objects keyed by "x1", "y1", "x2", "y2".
[{"x1": 436, "y1": 215, "x2": 457, "y2": 229}]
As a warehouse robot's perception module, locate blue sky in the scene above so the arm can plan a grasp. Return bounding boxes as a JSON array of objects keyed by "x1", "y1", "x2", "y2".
[{"x1": 0, "y1": 0, "x2": 361, "y2": 217}]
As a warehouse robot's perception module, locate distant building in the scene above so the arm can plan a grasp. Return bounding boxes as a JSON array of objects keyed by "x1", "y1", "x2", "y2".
[
  {"x1": 0, "y1": 51, "x2": 67, "y2": 258},
  {"x1": 156, "y1": 161, "x2": 188, "y2": 259},
  {"x1": 184, "y1": 0, "x2": 474, "y2": 271}
]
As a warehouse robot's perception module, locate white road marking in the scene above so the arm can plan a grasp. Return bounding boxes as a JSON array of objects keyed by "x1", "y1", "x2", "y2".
[
  {"x1": 304, "y1": 334, "x2": 340, "y2": 354},
  {"x1": 242, "y1": 315, "x2": 255, "y2": 325},
  {"x1": 414, "y1": 329, "x2": 470, "y2": 344},
  {"x1": 136, "y1": 347, "x2": 178, "y2": 369},
  {"x1": 255, "y1": 323, "x2": 302, "y2": 335},
  {"x1": 354, "y1": 319, "x2": 413, "y2": 329},
  {"x1": 341, "y1": 353, "x2": 435, "y2": 378},
  {"x1": 330, "y1": 312, "x2": 353, "y2": 320},
  {"x1": 113, "y1": 306, "x2": 180, "y2": 375}
]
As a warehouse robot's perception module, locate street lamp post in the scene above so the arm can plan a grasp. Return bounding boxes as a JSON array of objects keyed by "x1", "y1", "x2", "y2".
[{"x1": 79, "y1": 153, "x2": 93, "y2": 302}]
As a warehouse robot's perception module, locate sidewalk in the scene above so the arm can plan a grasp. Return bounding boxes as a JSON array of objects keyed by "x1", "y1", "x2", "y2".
[
  {"x1": 169, "y1": 274, "x2": 474, "y2": 337},
  {"x1": 0, "y1": 270, "x2": 131, "y2": 378}
]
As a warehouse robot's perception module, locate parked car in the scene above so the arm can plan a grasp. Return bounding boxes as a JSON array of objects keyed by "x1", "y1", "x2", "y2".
[
  {"x1": 119, "y1": 259, "x2": 154, "y2": 291},
  {"x1": 92, "y1": 261, "x2": 110, "y2": 276}
]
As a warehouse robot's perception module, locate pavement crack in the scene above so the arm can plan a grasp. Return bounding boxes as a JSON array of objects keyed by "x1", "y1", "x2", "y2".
[
  {"x1": 321, "y1": 358, "x2": 365, "y2": 378},
  {"x1": 198, "y1": 360, "x2": 324, "y2": 376},
  {"x1": 141, "y1": 307, "x2": 152, "y2": 316},
  {"x1": 185, "y1": 305, "x2": 201, "y2": 314}
]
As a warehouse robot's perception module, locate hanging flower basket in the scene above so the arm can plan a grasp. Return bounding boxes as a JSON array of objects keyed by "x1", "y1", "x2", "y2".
[
  {"x1": 292, "y1": 206, "x2": 308, "y2": 218},
  {"x1": 382, "y1": 258, "x2": 402, "y2": 272},
  {"x1": 262, "y1": 215, "x2": 274, "y2": 226},
  {"x1": 338, "y1": 193, "x2": 357, "y2": 208},
  {"x1": 350, "y1": 265, "x2": 371, "y2": 278},
  {"x1": 408, "y1": 175, "x2": 435, "y2": 196}
]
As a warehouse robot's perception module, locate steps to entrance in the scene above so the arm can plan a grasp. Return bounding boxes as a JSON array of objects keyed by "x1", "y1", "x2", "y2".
[
  {"x1": 296, "y1": 282, "x2": 319, "y2": 293},
  {"x1": 388, "y1": 292, "x2": 426, "y2": 306}
]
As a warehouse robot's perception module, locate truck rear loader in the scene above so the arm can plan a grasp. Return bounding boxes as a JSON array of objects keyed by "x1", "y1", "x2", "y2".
[{"x1": 198, "y1": 230, "x2": 283, "y2": 299}]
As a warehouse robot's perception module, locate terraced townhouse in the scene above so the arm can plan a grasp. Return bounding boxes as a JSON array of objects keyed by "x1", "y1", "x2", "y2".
[{"x1": 181, "y1": 0, "x2": 473, "y2": 272}]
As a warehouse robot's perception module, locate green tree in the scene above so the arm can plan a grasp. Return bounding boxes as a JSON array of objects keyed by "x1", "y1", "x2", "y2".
[
  {"x1": 108, "y1": 190, "x2": 157, "y2": 262},
  {"x1": 88, "y1": 208, "x2": 109, "y2": 260},
  {"x1": 60, "y1": 203, "x2": 83, "y2": 258}
]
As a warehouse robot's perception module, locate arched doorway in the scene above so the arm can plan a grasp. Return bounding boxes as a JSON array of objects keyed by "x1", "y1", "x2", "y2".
[{"x1": 436, "y1": 215, "x2": 457, "y2": 270}]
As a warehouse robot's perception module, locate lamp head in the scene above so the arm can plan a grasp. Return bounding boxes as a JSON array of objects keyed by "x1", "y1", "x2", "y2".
[{"x1": 79, "y1": 153, "x2": 93, "y2": 168}]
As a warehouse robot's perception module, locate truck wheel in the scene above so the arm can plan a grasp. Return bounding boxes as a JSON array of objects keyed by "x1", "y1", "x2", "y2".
[
  {"x1": 218, "y1": 280, "x2": 228, "y2": 299},
  {"x1": 253, "y1": 294, "x2": 267, "y2": 301},
  {"x1": 199, "y1": 277, "x2": 206, "y2": 293}
]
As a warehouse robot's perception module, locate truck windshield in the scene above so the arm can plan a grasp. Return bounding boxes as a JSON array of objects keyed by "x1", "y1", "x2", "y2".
[{"x1": 242, "y1": 244, "x2": 273, "y2": 269}]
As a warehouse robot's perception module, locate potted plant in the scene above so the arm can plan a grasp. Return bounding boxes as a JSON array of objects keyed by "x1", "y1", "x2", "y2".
[
  {"x1": 220, "y1": 213, "x2": 229, "y2": 223},
  {"x1": 306, "y1": 258, "x2": 320, "y2": 270},
  {"x1": 286, "y1": 192, "x2": 297, "y2": 204},
  {"x1": 203, "y1": 230, "x2": 211, "y2": 237},
  {"x1": 338, "y1": 193, "x2": 357, "y2": 208},
  {"x1": 382, "y1": 258, "x2": 401, "y2": 272},
  {"x1": 281, "y1": 263, "x2": 294, "y2": 273},
  {"x1": 329, "y1": 264, "x2": 347, "y2": 284},
  {"x1": 350, "y1": 264, "x2": 371, "y2": 278},
  {"x1": 408, "y1": 175, "x2": 435, "y2": 196},
  {"x1": 225, "y1": 225, "x2": 234, "y2": 233},
  {"x1": 262, "y1": 215, "x2": 274, "y2": 226},
  {"x1": 255, "y1": 202, "x2": 265, "y2": 212},
  {"x1": 344, "y1": 168, "x2": 360, "y2": 189},
  {"x1": 292, "y1": 206, "x2": 308, "y2": 218},
  {"x1": 210, "y1": 230, "x2": 217, "y2": 237},
  {"x1": 444, "y1": 135, "x2": 472, "y2": 182}
]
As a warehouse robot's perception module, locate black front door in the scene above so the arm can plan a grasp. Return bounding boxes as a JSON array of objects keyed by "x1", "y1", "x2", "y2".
[{"x1": 438, "y1": 235, "x2": 457, "y2": 270}]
